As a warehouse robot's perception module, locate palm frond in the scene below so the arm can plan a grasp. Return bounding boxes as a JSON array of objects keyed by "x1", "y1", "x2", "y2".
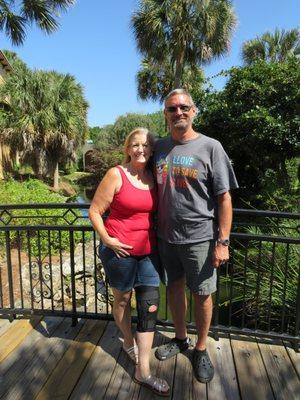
[{"x1": 0, "y1": 0, "x2": 74, "y2": 45}]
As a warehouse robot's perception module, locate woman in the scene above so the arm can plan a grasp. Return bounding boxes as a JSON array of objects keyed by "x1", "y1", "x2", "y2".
[{"x1": 89, "y1": 128, "x2": 169, "y2": 397}]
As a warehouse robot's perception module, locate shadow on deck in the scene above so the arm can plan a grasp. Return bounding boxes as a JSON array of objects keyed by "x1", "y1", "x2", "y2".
[{"x1": 0, "y1": 316, "x2": 299, "y2": 400}]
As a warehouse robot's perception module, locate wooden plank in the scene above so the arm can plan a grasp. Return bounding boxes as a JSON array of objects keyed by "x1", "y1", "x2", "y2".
[
  {"x1": 101, "y1": 328, "x2": 175, "y2": 400},
  {"x1": 136, "y1": 330, "x2": 176, "y2": 400},
  {"x1": 102, "y1": 325, "x2": 137, "y2": 400},
  {"x1": 284, "y1": 341, "x2": 300, "y2": 378},
  {"x1": 258, "y1": 339, "x2": 300, "y2": 400},
  {"x1": 230, "y1": 335, "x2": 274, "y2": 400},
  {"x1": 70, "y1": 322, "x2": 124, "y2": 400},
  {"x1": 173, "y1": 347, "x2": 200, "y2": 400},
  {"x1": 0, "y1": 318, "x2": 15, "y2": 337},
  {"x1": 0, "y1": 316, "x2": 41, "y2": 363},
  {"x1": 168, "y1": 332, "x2": 200, "y2": 400},
  {"x1": 207, "y1": 334, "x2": 240, "y2": 400},
  {"x1": 156, "y1": 331, "x2": 177, "y2": 400},
  {"x1": 187, "y1": 333, "x2": 207, "y2": 400},
  {"x1": 103, "y1": 342, "x2": 136, "y2": 400},
  {"x1": 0, "y1": 316, "x2": 64, "y2": 396},
  {"x1": 35, "y1": 319, "x2": 107, "y2": 400},
  {"x1": 1, "y1": 317, "x2": 84, "y2": 400}
]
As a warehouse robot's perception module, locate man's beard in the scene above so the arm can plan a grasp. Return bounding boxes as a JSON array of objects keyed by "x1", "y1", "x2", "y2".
[{"x1": 172, "y1": 119, "x2": 189, "y2": 132}]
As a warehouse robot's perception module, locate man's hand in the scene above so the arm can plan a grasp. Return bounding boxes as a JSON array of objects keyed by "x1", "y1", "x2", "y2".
[
  {"x1": 214, "y1": 191, "x2": 232, "y2": 268},
  {"x1": 212, "y1": 244, "x2": 229, "y2": 268}
]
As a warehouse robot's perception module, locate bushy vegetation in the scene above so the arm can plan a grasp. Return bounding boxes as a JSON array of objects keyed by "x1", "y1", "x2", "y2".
[
  {"x1": 0, "y1": 179, "x2": 90, "y2": 256},
  {"x1": 90, "y1": 111, "x2": 166, "y2": 148},
  {"x1": 194, "y1": 59, "x2": 300, "y2": 211},
  {"x1": 0, "y1": 179, "x2": 65, "y2": 205},
  {"x1": 85, "y1": 148, "x2": 123, "y2": 181},
  {"x1": 86, "y1": 111, "x2": 166, "y2": 181}
]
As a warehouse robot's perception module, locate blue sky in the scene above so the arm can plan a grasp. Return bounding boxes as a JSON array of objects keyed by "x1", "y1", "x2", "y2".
[{"x1": 1, "y1": 0, "x2": 299, "y2": 127}]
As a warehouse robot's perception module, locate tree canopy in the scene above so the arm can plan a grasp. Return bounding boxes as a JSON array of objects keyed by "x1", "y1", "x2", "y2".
[
  {"x1": 131, "y1": 0, "x2": 236, "y2": 96},
  {"x1": 242, "y1": 28, "x2": 300, "y2": 65},
  {"x1": 136, "y1": 56, "x2": 205, "y2": 103},
  {"x1": 86, "y1": 111, "x2": 166, "y2": 181},
  {"x1": 0, "y1": 0, "x2": 74, "y2": 45},
  {"x1": 0, "y1": 52, "x2": 88, "y2": 189},
  {"x1": 194, "y1": 59, "x2": 300, "y2": 209}
]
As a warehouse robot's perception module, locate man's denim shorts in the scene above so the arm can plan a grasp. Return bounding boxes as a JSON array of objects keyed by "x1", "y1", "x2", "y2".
[
  {"x1": 98, "y1": 244, "x2": 160, "y2": 292},
  {"x1": 158, "y1": 239, "x2": 216, "y2": 295}
]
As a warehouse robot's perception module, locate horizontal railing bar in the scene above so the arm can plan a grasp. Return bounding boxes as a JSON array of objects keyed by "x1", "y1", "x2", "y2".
[
  {"x1": 231, "y1": 232, "x2": 300, "y2": 244},
  {"x1": 1, "y1": 308, "x2": 298, "y2": 344},
  {"x1": 0, "y1": 226, "x2": 298, "y2": 243},
  {"x1": 0, "y1": 215, "x2": 86, "y2": 221},
  {"x1": 0, "y1": 225, "x2": 94, "y2": 232},
  {"x1": 0, "y1": 203, "x2": 90, "y2": 210},
  {"x1": 0, "y1": 308, "x2": 114, "y2": 320},
  {"x1": 233, "y1": 208, "x2": 300, "y2": 219},
  {"x1": 233, "y1": 221, "x2": 299, "y2": 230},
  {"x1": 0, "y1": 204, "x2": 299, "y2": 219},
  {"x1": 210, "y1": 325, "x2": 300, "y2": 342},
  {"x1": 157, "y1": 321, "x2": 300, "y2": 343}
]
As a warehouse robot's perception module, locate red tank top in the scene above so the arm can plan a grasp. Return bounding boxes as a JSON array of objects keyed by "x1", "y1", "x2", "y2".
[{"x1": 105, "y1": 166, "x2": 157, "y2": 256}]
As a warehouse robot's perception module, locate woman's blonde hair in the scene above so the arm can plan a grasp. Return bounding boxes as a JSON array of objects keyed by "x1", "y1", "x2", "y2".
[{"x1": 122, "y1": 127, "x2": 155, "y2": 164}]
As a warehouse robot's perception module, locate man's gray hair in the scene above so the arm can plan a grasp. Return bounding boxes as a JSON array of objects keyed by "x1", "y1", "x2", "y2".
[{"x1": 164, "y1": 88, "x2": 195, "y2": 106}]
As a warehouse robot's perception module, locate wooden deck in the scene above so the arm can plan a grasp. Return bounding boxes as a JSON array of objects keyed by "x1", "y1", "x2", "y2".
[{"x1": 0, "y1": 316, "x2": 299, "y2": 400}]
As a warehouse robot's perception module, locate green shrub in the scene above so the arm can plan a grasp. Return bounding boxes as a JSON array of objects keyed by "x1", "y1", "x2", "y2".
[{"x1": 0, "y1": 179, "x2": 91, "y2": 257}]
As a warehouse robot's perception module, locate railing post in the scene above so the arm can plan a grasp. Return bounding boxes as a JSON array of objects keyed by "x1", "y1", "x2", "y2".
[
  {"x1": 69, "y1": 230, "x2": 77, "y2": 326},
  {"x1": 294, "y1": 261, "x2": 300, "y2": 352},
  {"x1": 213, "y1": 268, "x2": 220, "y2": 341},
  {"x1": 5, "y1": 231, "x2": 15, "y2": 320}
]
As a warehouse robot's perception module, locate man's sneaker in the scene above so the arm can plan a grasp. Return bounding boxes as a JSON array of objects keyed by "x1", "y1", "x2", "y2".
[
  {"x1": 192, "y1": 349, "x2": 214, "y2": 383},
  {"x1": 155, "y1": 337, "x2": 191, "y2": 361}
]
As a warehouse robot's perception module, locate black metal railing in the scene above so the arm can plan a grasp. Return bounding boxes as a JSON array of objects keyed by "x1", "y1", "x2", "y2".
[{"x1": 0, "y1": 203, "x2": 299, "y2": 348}]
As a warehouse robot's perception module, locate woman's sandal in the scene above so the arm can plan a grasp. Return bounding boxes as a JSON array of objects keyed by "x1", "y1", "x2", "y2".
[
  {"x1": 133, "y1": 374, "x2": 170, "y2": 397},
  {"x1": 122, "y1": 344, "x2": 139, "y2": 365}
]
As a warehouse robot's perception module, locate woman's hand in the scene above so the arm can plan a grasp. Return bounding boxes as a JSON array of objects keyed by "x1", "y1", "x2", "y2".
[{"x1": 104, "y1": 237, "x2": 133, "y2": 258}]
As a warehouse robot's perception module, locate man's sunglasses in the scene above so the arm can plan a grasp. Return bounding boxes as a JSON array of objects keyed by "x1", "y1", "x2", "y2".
[{"x1": 165, "y1": 104, "x2": 193, "y2": 113}]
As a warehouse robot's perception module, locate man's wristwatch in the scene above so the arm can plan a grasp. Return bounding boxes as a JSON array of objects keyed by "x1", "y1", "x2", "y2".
[{"x1": 217, "y1": 238, "x2": 230, "y2": 246}]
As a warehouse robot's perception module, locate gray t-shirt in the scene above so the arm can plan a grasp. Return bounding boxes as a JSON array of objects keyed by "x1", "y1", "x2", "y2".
[{"x1": 154, "y1": 133, "x2": 238, "y2": 243}]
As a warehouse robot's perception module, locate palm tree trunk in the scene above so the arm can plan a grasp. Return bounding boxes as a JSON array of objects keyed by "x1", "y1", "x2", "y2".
[
  {"x1": 0, "y1": 144, "x2": 4, "y2": 180},
  {"x1": 174, "y1": 48, "x2": 185, "y2": 88},
  {"x1": 278, "y1": 159, "x2": 290, "y2": 189},
  {"x1": 53, "y1": 162, "x2": 59, "y2": 191},
  {"x1": 15, "y1": 150, "x2": 20, "y2": 168}
]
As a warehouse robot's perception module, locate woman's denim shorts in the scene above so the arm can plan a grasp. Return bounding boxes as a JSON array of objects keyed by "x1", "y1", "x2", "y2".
[{"x1": 98, "y1": 244, "x2": 160, "y2": 292}]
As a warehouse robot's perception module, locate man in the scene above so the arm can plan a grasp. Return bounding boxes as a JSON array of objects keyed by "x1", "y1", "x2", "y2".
[{"x1": 154, "y1": 88, "x2": 238, "y2": 383}]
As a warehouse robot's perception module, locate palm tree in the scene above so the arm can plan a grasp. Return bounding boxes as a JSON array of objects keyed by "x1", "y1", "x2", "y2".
[
  {"x1": 137, "y1": 57, "x2": 177, "y2": 103},
  {"x1": 0, "y1": 62, "x2": 88, "y2": 189},
  {"x1": 0, "y1": 0, "x2": 74, "y2": 45},
  {"x1": 131, "y1": 0, "x2": 236, "y2": 89},
  {"x1": 43, "y1": 71, "x2": 88, "y2": 189},
  {"x1": 137, "y1": 56, "x2": 204, "y2": 102},
  {"x1": 0, "y1": 50, "x2": 26, "y2": 179},
  {"x1": 242, "y1": 28, "x2": 300, "y2": 65}
]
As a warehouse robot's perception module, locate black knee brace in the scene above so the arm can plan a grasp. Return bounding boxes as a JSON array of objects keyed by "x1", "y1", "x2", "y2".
[{"x1": 135, "y1": 286, "x2": 159, "y2": 332}]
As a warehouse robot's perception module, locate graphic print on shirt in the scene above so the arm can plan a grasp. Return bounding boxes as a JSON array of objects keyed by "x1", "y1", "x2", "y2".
[
  {"x1": 156, "y1": 156, "x2": 169, "y2": 184},
  {"x1": 156, "y1": 153, "x2": 199, "y2": 189}
]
